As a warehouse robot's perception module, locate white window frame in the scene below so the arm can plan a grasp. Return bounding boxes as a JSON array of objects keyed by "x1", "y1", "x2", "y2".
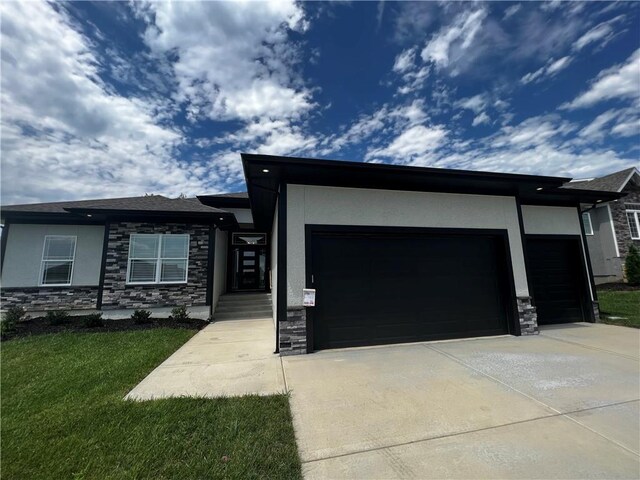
[
  {"x1": 39, "y1": 235, "x2": 77, "y2": 287},
  {"x1": 582, "y1": 212, "x2": 593, "y2": 236},
  {"x1": 126, "y1": 234, "x2": 190, "y2": 285},
  {"x1": 627, "y1": 210, "x2": 640, "y2": 240}
]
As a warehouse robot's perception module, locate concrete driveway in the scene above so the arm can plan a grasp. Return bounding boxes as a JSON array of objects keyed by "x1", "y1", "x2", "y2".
[{"x1": 283, "y1": 323, "x2": 640, "y2": 479}]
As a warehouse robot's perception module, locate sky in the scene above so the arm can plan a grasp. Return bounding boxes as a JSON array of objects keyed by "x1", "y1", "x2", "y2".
[{"x1": 1, "y1": 1, "x2": 639, "y2": 205}]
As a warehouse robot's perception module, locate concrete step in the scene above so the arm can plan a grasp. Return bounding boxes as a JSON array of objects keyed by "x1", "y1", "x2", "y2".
[
  {"x1": 215, "y1": 304, "x2": 272, "y2": 314},
  {"x1": 214, "y1": 310, "x2": 273, "y2": 320},
  {"x1": 217, "y1": 294, "x2": 271, "y2": 304}
]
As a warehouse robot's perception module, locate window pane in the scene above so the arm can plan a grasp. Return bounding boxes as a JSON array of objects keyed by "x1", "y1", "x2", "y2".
[
  {"x1": 582, "y1": 213, "x2": 593, "y2": 235},
  {"x1": 44, "y1": 237, "x2": 75, "y2": 260},
  {"x1": 130, "y1": 235, "x2": 159, "y2": 259},
  {"x1": 129, "y1": 259, "x2": 157, "y2": 283},
  {"x1": 160, "y1": 259, "x2": 187, "y2": 282},
  {"x1": 628, "y1": 212, "x2": 640, "y2": 239},
  {"x1": 42, "y1": 261, "x2": 72, "y2": 284},
  {"x1": 161, "y1": 235, "x2": 189, "y2": 259}
]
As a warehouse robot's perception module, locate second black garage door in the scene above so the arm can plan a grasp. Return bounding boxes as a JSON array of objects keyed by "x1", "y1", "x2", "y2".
[
  {"x1": 526, "y1": 236, "x2": 590, "y2": 325},
  {"x1": 308, "y1": 228, "x2": 514, "y2": 351}
]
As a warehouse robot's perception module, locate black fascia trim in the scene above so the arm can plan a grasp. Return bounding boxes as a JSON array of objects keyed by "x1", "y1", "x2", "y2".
[
  {"x1": 1, "y1": 221, "x2": 10, "y2": 274},
  {"x1": 276, "y1": 183, "x2": 287, "y2": 354},
  {"x1": 3, "y1": 214, "x2": 105, "y2": 225},
  {"x1": 525, "y1": 233, "x2": 595, "y2": 323},
  {"x1": 576, "y1": 204, "x2": 599, "y2": 306},
  {"x1": 197, "y1": 195, "x2": 251, "y2": 209},
  {"x1": 206, "y1": 226, "x2": 216, "y2": 313},
  {"x1": 304, "y1": 224, "x2": 521, "y2": 347},
  {"x1": 96, "y1": 221, "x2": 110, "y2": 310}
]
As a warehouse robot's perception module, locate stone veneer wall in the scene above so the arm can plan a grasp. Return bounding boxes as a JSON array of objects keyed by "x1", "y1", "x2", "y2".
[
  {"x1": 279, "y1": 307, "x2": 307, "y2": 355},
  {"x1": 612, "y1": 184, "x2": 640, "y2": 261},
  {"x1": 101, "y1": 222, "x2": 210, "y2": 310},
  {"x1": 0, "y1": 286, "x2": 99, "y2": 311},
  {"x1": 517, "y1": 296, "x2": 539, "y2": 335}
]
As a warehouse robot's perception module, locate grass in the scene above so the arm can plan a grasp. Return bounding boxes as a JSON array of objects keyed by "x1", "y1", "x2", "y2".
[
  {"x1": 1, "y1": 330, "x2": 301, "y2": 479},
  {"x1": 597, "y1": 289, "x2": 640, "y2": 328}
]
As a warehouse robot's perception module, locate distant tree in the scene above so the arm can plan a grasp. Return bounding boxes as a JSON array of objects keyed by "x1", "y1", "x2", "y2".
[
  {"x1": 177, "y1": 193, "x2": 187, "y2": 199},
  {"x1": 625, "y1": 244, "x2": 640, "y2": 285}
]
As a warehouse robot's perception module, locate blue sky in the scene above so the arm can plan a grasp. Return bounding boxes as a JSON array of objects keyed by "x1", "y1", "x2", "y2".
[{"x1": 1, "y1": 1, "x2": 639, "y2": 205}]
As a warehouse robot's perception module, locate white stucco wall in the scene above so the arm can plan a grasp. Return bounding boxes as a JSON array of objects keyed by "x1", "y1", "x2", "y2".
[
  {"x1": 211, "y1": 227, "x2": 228, "y2": 313},
  {"x1": 521, "y1": 205, "x2": 582, "y2": 235},
  {"x1": 585, "y1": 205, "x2": 622, "y2": 282},
  {"x1": 224, "y1": 208, "x2": 253, "y2": 225},
  {"x1": 1, "y1": 224, "x2": 105, "y2": 287},
  {"x1": 286, "y1": 184, "x2": 530, "y2": 306},
  {"x1": 271, "y1": 199, "x2": 278, "y2": 327}
]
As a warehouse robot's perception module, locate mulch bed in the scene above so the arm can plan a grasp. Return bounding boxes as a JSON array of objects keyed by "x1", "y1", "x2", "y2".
[
  {"x1": 596, "y1": 282, "x2": 639, "y2": 292},
  {"x1": 1, "y1": 316, "x2": 208, "y2": 341}
]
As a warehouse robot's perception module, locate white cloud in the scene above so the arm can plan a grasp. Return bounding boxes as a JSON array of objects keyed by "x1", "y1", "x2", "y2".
[
  {"x1": 138, "y1": 0, "x2": 313, "y2": 122},
  {"x1": 573, "y1": 15, "x2": 625, "y2": 51},
  {"x1": 456, "y1": 94, "x2": 488, "y2": 114},
  {"x1": 0, "y1": 1, "x2": 214, "y2": 205},
  {"x1": 472, "y1": 112, "x2": 491, "y2": 127},
  {"x1": 578, "y1": 110, "x2": 620, "y2": 140},
  {"x1": 563, "y1": 49, "x2": 640, "y2": 109},
  {"x1": 393, "y1": 48, "x2": 416, "y2": 73},
  {"x1": 421, "y1": 9, "x2": 487, "y2": 69},
  {"x1": 521, "y1": 56, "x2": 572, "y2": 84},
  {"x1": 366, "y1": 125, "x2": 447, "y2": 162},
  {"x1": 503, "y1": 4, "x2": 521, "y2": 20}
]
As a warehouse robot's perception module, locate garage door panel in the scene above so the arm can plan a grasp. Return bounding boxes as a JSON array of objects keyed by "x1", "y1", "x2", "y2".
[
  {"x1": 310, "y1": 231, "x2": 512, "y2": 350},
  {"x1": 526, "y1": 237, "x2": 588, "y2": 325}
]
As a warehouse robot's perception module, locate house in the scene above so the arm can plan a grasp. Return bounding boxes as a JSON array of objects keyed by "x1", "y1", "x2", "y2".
[
  {"x1": 564, "y1": 167, "x2": 640, "y2": 285},
  {"x1": 0, "y1": 154, "x2": 624, "y2": 355}
]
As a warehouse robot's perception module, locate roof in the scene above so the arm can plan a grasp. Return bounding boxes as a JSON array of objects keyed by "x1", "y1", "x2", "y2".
[
  {"x1": 242, "y1": 153, "x2": 625, "y2": 230},
  {"x1": 198, "y1": 191, "x2": 251, "y2": 209},
  {"x1": 2, "y1": 195, "x2": 236, "y2": 227},
  {"x1": 562, "y1": 167, "x2": 639, "y2": 193}
]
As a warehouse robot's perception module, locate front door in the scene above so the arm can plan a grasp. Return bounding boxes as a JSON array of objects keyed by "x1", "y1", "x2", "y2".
[
  {"x1": 232, "y1": 247, "x2": 264, "y2": 290},
  {"x1": 229, "y1": 232, "x2": 268, "y2": 292}
]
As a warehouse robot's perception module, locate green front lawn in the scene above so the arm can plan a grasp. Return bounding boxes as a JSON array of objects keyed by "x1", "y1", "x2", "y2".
[
  {"x1": 597, "y1": 289, "x2": 640, "y2": 328},
  {"x1": 1, "y1": 330, "x2": 301, "y2": 479}
]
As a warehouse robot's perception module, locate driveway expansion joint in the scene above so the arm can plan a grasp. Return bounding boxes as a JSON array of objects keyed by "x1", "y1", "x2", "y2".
[
  {"x1": 301, "y1": 398, "x2": 640, "y2": 464},
  {"x1": 539, "y1": 333, "x2": 640, "y2": 361}
]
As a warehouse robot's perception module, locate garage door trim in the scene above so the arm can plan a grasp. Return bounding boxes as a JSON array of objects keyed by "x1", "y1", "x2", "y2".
[
  {"x1": 304, "y1": 224, "x2": 521, "y2": 352},
  {"x1": 525, "y1": 233, "x2": 594, "y2": 323}
]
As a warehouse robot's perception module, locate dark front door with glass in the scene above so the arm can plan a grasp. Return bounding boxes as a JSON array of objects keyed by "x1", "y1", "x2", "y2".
[{"x1": 230, "y1": 233, "x2": 268, "y2": 292}]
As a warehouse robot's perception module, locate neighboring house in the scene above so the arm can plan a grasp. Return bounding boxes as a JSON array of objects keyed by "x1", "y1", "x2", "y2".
[
  {"x1": 564, "y1": 167, "x2": 640, "y2": 284},
  {"x1": 0, "y1": 154, "x2": 624, "y2": 355}
]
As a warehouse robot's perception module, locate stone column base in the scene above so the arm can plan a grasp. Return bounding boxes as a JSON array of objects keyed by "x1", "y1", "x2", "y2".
[
  {"x1": 517, "y1": 296, "x2": 539, "y2": 335},
  {"x1": 279, "y1": 307, "x2": 307, "y2": 355},
  {"x1": 592, "y1": 301, "x2": 600, "y2": 322}
]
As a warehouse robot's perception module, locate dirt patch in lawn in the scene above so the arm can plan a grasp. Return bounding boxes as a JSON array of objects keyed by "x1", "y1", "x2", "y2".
[{"x1": 1, "y1": 315, "x2": 208, "y2": 341}]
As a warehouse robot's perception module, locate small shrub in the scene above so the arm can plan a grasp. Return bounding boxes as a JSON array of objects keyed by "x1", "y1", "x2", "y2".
[
  {"x1": 170, "y1": 305, "x2": 190, "y2": 322},
  {"x1": 5, "y1": 306, "x2": 26, "y2": 325},
  {"x1": 625, "y1": 244, "x2": 640, "y2": 286},
  {"x1": 47, "y1": 310, "x2": 70, "y2": 326},
  {"x1": 84, "y1": 313, "x2": 104, "y2": 328},
  {"x1": 131, "y1": 309, "x2": 152, "y2": 324}
]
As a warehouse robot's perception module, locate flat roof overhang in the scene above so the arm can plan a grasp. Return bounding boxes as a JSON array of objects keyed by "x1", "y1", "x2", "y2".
[
  {"x1": 241, "y1": 153, "x2": 624, "y2": 230},
  {"x1": 197, "y1": 195, "x2": 251, "y2": 209}
]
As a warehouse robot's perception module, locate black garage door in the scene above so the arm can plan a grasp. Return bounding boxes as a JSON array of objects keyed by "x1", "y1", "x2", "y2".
[
  {"x1": 526, "y1": 237, "x2": 589, "y2": 325},
  {"x1": 308, "y1": 229, "x2": 513, "y2": 350}
]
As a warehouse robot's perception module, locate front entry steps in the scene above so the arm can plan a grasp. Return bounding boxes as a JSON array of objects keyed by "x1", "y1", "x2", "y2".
[{"x1": 213, "y1": 293, "x2": 272, "y2": 321}]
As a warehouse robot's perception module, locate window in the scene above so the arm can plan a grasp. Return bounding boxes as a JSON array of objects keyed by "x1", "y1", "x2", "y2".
[
  {"x1": 40, "y1": 236, "x2": 76, "y2": 286},
  {"x1": 582, "y1": 212, "x2": 593, "y2": 236},
  {"x1": 127, "y1": 234, "x2": 189, "y2": 284},
  {"x1": 232, "y1": 233, "x2": 267, "y2": 245},
  {"x1": 627, "y1": 210, "x2": 640, "y2": 240}
]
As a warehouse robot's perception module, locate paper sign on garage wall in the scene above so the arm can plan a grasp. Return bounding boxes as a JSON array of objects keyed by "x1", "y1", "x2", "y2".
[{"x1": 303, "y1": 289, "x2": 316, "y2": 307}]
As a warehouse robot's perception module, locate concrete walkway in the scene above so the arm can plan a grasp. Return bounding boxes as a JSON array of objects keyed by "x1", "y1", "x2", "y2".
[{"x1": 125, "y1": 318, "x2": 285, "y2": 399}]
